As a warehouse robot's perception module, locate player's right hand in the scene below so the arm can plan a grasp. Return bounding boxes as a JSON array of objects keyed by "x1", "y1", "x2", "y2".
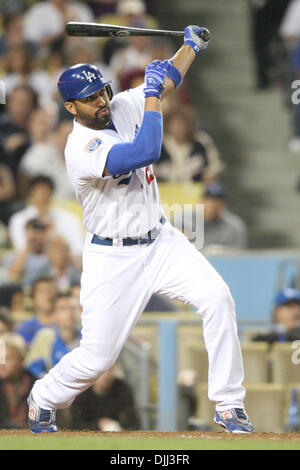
[
  {"x1": 144, "y1": 60, "x2": 173, "y2": 99},
  {"x1": 184, "y1": 25, "x2": 210, "y2": 54}
]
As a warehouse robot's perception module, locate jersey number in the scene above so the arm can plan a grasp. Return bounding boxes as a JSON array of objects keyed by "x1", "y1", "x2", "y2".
[
  {"x1": 145, "y1": 166, "x2": 155, "y2": 185},
  {"x1": 114, "y1": 167, "x2": 155, "y2": 186}
]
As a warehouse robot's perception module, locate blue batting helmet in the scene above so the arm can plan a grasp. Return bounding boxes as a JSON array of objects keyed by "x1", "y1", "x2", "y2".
[{"x1": 57, "y1": 63, "x2": 113, "y2": 102}]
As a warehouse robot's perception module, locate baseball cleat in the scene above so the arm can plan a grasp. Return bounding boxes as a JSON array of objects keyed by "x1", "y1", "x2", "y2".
[
  {"x1": 27, "y1": 393, "x2": 57, "y2": 433},
  {"x1": 214, "y1": 408, "x2": 254, "y2": 433}
]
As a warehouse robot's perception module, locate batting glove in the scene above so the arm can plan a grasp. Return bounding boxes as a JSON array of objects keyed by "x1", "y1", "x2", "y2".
[
  {"x1": 184, "y1": 25, "x2": 210, "y2": 54},
  {"x1": 144, "y1": 60, "x2": 173, "y2": 99}
]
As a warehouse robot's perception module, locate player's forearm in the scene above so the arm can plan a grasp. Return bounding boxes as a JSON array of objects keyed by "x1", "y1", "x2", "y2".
[
  {"x1": 145, "y1": 96, "x2": 161, "y2": 113},
  {"x1": 104, "y1": 63, "x2": 167, "y2": 177},
  {"x1": 162, "y1": 45, "x2": 196, "y2": 98},
  {"x1": 163, "y1": 26, "x2": 209, "y2": 99},
  {"x1": 170, "y1": 44, "x2": 196, "y2": 80},
  {"x1": 105, "y1": 110, "x2": 163, "y2": 175}
]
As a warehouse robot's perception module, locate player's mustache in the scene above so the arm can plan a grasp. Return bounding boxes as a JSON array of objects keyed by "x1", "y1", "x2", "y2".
[{"x1": 96, "y1": 106, "x2": 109, "y2": 114}]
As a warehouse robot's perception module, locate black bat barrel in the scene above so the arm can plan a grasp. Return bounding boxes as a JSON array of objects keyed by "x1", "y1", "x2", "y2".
[{"x1": 65, "y1": 22, "x2": 211, "y2": 42}]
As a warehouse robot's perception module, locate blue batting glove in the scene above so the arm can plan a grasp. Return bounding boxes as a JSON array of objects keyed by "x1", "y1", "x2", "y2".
[
  {"x1": 144, "y1": 59, "x2": 173, "y2": 99},
  {"x1": 184, "y1": 25, "x2": 210, "y2": 54}
]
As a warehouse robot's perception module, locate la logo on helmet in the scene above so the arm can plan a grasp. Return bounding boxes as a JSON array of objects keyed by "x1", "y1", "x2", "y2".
[{"x1": 82, "y1": 70, "x2": 96, "y2": 83}]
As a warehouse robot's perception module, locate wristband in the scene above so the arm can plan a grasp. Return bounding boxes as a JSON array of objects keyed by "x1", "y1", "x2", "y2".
[{"x1": 166, "y1": 65, "x2": 183, "y2": 88}]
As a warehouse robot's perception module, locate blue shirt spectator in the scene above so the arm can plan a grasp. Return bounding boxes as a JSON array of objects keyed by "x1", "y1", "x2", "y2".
[
  {"x1": 25, "y1": 326, "x2": 80, "y2": 378},
  {"x1": 17, "y1": 316, "x2": 55, "y2": 345},
  {"x1": 17, "y1": 276, "x2": 56, "y2": 344},
  {"x1": 252, "y1": 287, "x2": 300, "y2": 344},
  {"x1": 25, "y1": 292, "x2": 80, "y2": 377}
]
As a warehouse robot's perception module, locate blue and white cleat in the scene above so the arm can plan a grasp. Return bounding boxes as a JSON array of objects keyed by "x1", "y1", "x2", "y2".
[
  {"x1": 214, "y1": 408, "x2": 254, "y2": 433},
  {"x1": 27, "y1": 393, "x2": 57, "y2": 433}
]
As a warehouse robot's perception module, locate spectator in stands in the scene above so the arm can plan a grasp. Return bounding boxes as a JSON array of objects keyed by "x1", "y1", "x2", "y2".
[
  {"x1": 99, "y1": 0, "x2": 158, "y2": 65},
  {"x1": 0, "y1": 284, "x2": 25, "y2": 313},
  {"x1": 25, "y1": 292, "x2": 80, "y2": 378},
  {"x1": 8, "y1": 175, "x2": 84, "y2": 258},
  {"x1": 18, "y1": 112, "x2": 74, "y2": 199},
  {"x1": 249, "y1": 0, "x2": 291, "y2": 89},
  {"x1": 44, "y1": 41, "x2": 67, "y2": 99},
  {"x1": 280, "y1": 0, "x2": 300, "y2": 47},
  {"x1": 0, "y1": 13, "x2": 36, "y2": 57},
  {"x1": 0, "y1": 85, "x2": 38, "y2": 179},
  {"x1": 201, "y1": 183, "x2": 248, "y2": 250},
  {"x1": 70, "y1": 282, "x2": 82, "y2": 322},
  {"x1": 280, "y1": 0, "x2": 300, "y2": 151},
  {"x1": 3, "y1": 218, "x2": 49, "y2": 287},
  {"x1": 0, "y1": 332, "x2": 33, "y2": 429},
  {"x1": 65, "y1": 41, "x2": 120, "y2": 96},
  {"x1": 155, "y1": 107, "x2": 224, "y2": 183},
  {"x1": 23, "y1": 0, "x2": 94, "y2": 48},
  {"x1": 0, "y1": 283, "x2": 25, "y2": 324},
  {"x1": 252, "y1": 287, "x2": 300, "y2": 344},
  {"x1": 99, "y1": 0, "x2": 157, "y2": 30},
  {"x1": 17, "y1": 276, "x2": 56, "y2": 344},
  {"x1": 0, "y1": 309, "x2": 13, "y2": 334},
  {"x1": 0, "y1": 0, "x2": 27, "y2": 16},
  {"x1": 71, "y1": 365, "x2": 140, "y2": 431},
  {"x1": 0, "y1": 220, "x2": 9, "y2": 251},
  {"x1": 1, "y1": 44, "x2": 55, "y2": 108},
  {"x1": 110, "y1": 32, "x2": 154, "y2": 83},
  {"x1": 32, "y1": 236, "x2": 82, "y2": 292},
  {"x1": 119, "y1": 68, "x2": 145, "y2": 91},
  {"x1": 0, "y1": 163, "x2": 17, "y2": 226},
  {"x1": 178, "y1": 182, "x2": 248, "y2": 251},
  {"x1": 86, "y1": 0, "x2": 119, "y2": 17}
]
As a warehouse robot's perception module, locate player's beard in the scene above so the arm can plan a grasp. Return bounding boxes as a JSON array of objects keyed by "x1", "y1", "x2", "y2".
[{"x1": 75, "y1": 106, "x2": 112, "y2": 130}]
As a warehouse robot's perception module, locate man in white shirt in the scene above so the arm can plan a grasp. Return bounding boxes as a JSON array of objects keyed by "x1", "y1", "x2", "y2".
[
  {"x1": 19, "y1": 112, "x2": 74, "y2": 200},
  {"x1": 23, "y1": 0, "x2": 94, "y2": 46},
  {"x1": 9, "y1": 175, "x2": 84, "y2": 257}
]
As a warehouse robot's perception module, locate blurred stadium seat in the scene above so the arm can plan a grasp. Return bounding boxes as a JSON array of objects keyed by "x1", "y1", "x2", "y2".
[
  {"x1": 244, "y1": 384, "x2": 287, "y2": 433},
  {"x1": 131, "y1": 325, "x2": 158, "y2": 361},
  {"x1": 158, "y1": 182, "x2": 202, "y2": 207},
  {"x1": 178, "y1": 325, "x2": 204, "y2": 370},
  {"x1": 270, "y1": 342, "x2": 300, "y2": 384},
  {"x1": 241, "y1": 341, "x2": 270, "y2": 383},
  {"x1": 181, "y1": 341, "x2": 208, "y2": 384}
]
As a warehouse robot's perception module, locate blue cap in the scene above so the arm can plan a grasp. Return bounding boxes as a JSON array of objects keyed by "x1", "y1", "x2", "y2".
[
  {"x1": 57, "y1": 63, "x2": 112, "y2": 102},
  {"x1": 275, "y1": 288, "x2": 300, "y2": 306},
  {"x1": 204, "y1": 182, "x2": 226, "y2": 199}
]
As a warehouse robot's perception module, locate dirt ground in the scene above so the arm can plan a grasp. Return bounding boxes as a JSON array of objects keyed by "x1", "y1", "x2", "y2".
[{"x1": 1, "y1": 430, "x2": 300, "y2": 441}]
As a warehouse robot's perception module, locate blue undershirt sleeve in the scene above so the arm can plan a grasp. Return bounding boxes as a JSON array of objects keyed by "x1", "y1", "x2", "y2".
[{"x1": 106, "y1": 110, "x2": 163, "y2": 175}]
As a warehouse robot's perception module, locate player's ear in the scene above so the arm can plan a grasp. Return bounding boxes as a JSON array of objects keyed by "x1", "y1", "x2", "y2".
[{"x1": 64, "y1": 101, "x2": 77, "y2": 116}]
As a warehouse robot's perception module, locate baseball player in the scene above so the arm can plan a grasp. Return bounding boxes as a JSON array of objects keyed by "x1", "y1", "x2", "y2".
[{"x1": 27, "y1": 25, "x2": 253, "y2": 434}]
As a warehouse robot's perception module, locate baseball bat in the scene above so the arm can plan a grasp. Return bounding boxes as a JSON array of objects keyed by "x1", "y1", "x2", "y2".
[{"x1": 65, "y1": 22, "x2": 211, "y2": 42}]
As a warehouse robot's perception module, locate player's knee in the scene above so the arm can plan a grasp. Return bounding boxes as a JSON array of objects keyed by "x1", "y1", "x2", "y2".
[
  {"x1": 85, "y1": 357, "x2": 117, "y2": 380},
  {"x1": 90, "y1": 357, "x2": 116, "y2": 378},
  {"x1": 196, "y1": 280, "x2": 235, "y2": 315},
  {"x1": 213, "y1": 281, "x2": 235, "y2": 310},
  {"x1": 79, "y1": 345, "x2": 118, "y2": 379}
]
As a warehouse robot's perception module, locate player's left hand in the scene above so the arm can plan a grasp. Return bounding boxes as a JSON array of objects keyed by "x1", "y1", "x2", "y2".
[
  {"x1": 184, "y1": 25, "x2": 210, "y2": 54},
  {"x1": 144, "y1": 59, "x2": 173, "y2": 99}
]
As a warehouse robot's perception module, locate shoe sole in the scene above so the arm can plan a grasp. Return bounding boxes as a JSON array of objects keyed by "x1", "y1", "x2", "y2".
[
  {"x1": 29, "y1": 426, "x2": 57, "y2": 434},
  {"x1": 214, "y1": 417, "x2": 252, "y2": 434}
]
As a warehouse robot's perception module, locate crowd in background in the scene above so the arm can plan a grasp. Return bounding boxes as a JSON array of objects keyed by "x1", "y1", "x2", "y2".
[{"x1": 249, "y1": 0, "x2": 300, "y2": 151}]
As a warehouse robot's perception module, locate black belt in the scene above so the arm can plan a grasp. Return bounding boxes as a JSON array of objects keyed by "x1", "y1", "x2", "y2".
[{"x1": 92, "y1": 216, "x2": 166, "y2": 247}]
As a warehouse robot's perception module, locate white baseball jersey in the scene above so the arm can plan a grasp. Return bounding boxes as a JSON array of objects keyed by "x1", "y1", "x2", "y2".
[
  {"x1": 65, "y1": 85, "x2": 163, "y2": 239},
  {"x1": 30, "y1": 72, "x2": 247, "y2": 421}
]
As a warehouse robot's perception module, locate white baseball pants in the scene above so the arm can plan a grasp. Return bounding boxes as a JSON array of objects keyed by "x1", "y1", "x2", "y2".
[{"x1": 32, "y1": 221, "x2": 245, "y2": 412}]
